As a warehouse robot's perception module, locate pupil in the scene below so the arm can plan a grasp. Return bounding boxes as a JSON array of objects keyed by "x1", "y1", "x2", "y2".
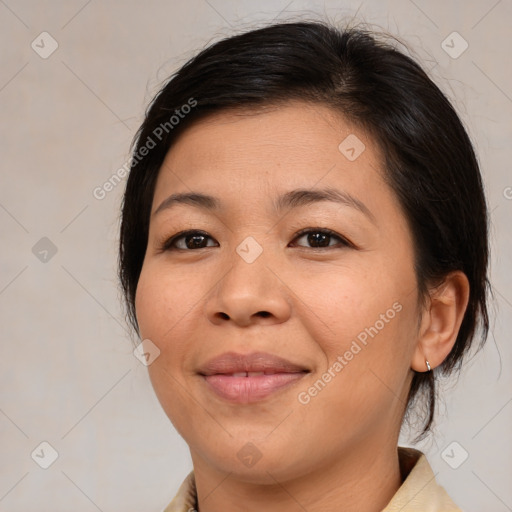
[
  {"x1": 309, "y1": 232, "x2": 329, "y2": 247},
  {"x1": 187, "y1": 235, "x2": 205, "y2": 249}
]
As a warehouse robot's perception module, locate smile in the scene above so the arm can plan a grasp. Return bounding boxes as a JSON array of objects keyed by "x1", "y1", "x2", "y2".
[
  {"x1": 198, "y1": 351, "x2": 310, "y2": 403},
  {"x1": 202, "y1": 372, "x2": 308, "y2": 403}
]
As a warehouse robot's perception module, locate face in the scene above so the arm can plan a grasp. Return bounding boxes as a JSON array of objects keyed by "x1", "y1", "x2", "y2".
[{"x1": 135, "y1": 101, "x2": 422, "y2": 483}]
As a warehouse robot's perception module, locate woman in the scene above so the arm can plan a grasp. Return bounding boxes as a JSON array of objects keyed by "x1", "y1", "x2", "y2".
[{"x1": 119, "y1": 21, "x2": 489, "y2": 511}]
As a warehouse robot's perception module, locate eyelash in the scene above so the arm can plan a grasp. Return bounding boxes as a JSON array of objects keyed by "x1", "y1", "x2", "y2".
[{"x1": 159, "y1": 227, "x2": 353, "y2": 252}]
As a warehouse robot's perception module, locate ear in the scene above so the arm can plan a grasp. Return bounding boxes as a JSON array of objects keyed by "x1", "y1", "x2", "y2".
[{"x1": 411, "y1": 271, "x2": 470, "y2": 372}]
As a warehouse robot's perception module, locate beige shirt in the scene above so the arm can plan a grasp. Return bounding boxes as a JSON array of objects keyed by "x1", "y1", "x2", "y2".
[{"x1": 163, "y1": 447, "x2": 461, "y2": 512}]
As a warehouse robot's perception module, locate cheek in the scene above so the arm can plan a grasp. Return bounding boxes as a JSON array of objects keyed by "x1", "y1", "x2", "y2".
[
  {"x1": 294, "y1": 261, "x2": 414, "y2": 351},
  {"x1": 135, "y1": 263, "x2": 158, "y2": 339},
  {"x1": 134, "y1": 264, "x2": 201, "y2": 431},
  {"x1": 295, "y1": 294, "x2": 419, "y2": 440},
  {"x1": 135, "y1": 262, "x2": 199, "y2": 343},
  {"x1": 296, "y1": 260, "x2": 419, "y2": 401},
  {"x1": 134, "y1": 263, "x2": 194, "y2": 403}
]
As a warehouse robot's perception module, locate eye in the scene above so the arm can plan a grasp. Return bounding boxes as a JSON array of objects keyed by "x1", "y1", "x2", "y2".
[
  {"x1": 290, "y1": 228, "x2": 352, "y2": 249},
  {"x1": 159, "y1": 227, "x2": 352, "y2": 252},
  {"x1": 160, "y1": 230, "x2": 218, "y2": 251}
]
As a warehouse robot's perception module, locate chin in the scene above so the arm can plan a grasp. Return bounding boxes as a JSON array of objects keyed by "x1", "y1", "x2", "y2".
[{"x1": 193, "y1": 437, "x2": 314, "y2": 484}]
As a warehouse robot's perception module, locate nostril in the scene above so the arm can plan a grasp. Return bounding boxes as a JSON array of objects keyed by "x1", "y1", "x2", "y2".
[{"x1": 257, "y1": 311, "x2": 271, "y2": 318}]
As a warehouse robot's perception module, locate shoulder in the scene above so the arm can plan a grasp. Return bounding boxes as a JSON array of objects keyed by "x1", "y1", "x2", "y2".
[
  {"x1": 382, "y1": 446, "x2": 462, "y2": 512},
  {"x1": 162, "y1": 471, "x2": 196, "y2": 512}
]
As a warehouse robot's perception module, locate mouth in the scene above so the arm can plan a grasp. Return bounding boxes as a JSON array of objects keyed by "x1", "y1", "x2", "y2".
[{"x1": 198, "y1": 351, "x2": 310, "y2": 404}]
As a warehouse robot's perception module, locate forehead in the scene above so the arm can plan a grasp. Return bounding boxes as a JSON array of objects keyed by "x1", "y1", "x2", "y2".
[{"x1": 153, "y1": 101, "x2": 388, "y2": 206}]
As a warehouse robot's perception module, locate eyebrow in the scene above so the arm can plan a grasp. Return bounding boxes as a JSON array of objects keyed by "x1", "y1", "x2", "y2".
[{"x1": 153, "y1": 187, "x2": 375, "y2": 223}]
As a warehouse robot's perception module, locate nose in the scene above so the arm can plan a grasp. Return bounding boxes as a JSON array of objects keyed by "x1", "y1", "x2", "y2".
[{"x1": 204, "y1": 246, "x2": 292, "y2": 327}]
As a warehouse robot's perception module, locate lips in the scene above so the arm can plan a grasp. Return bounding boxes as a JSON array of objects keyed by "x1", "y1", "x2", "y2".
[
  {"x1": 198, "y1": 351, "x2": 309, "y2": 403},
  {"x1": 199, "y1": 351, "x2": 309, "y2": 375}
]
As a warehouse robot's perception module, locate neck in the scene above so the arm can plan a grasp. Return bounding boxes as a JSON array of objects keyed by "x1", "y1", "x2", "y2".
[{"x1": 191, "y1": 439, "x2": 403, "y2": 512}]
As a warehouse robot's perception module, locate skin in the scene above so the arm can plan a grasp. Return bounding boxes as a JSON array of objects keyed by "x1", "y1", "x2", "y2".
[{"x1": 135, "y1": 101, "x2": 469, "y2": 512}]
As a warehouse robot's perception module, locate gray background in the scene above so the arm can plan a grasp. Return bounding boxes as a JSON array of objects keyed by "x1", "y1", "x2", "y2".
[{"x1": 1, "y1": 0, "x2": 511, "y2": 511}]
